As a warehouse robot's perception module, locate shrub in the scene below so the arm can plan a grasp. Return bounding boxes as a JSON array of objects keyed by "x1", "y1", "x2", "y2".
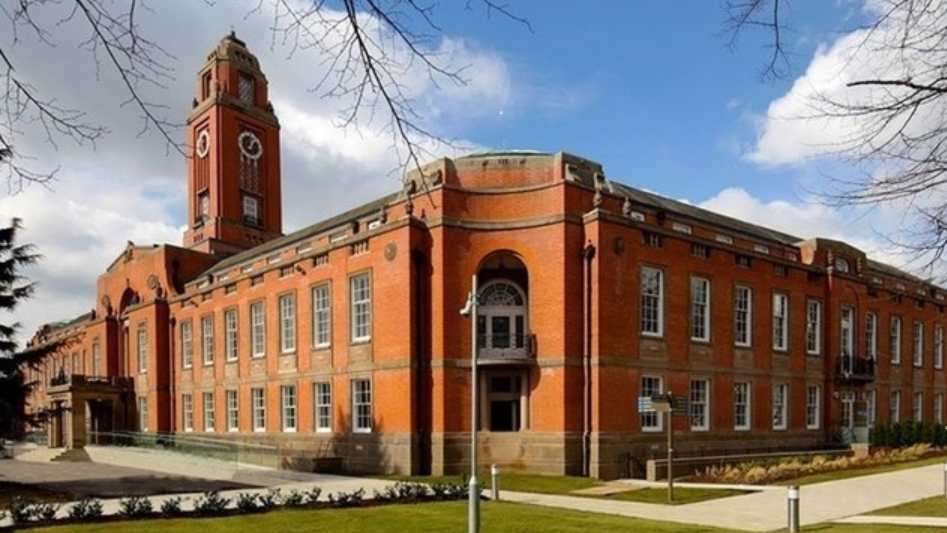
[
  {"x1": 193, "y1": 490, "x2": 230, "y2": 515},
  {"x1": 160, "y1": 496, "x2": 185, "y2": 517},
  {"x1": 394, "y1": 482, "x2": 429, "y2": 502},
  {"x1": 118, "y1": 495, "x2": 154, "y2": 518},
  {"x1": 69, "y1": 498, "x2": 104, "y2": 520},
  {"x1": 258, "y1": 488, "x2": 282, "y2": 510},
  {"x1": 328, "y1": 488, "x2": 364, "y2": 508},
  {"x1": 306, "y1": 486, "x2": 323, "y2": 504},
  {"x1": 282, "y1": 490, "x2": 306, "y2": 507},
  {"x1": 235, "y1": 492, "x2": 259, "y2": 513},
  {"x1": 32, "y1": 502, "x2": 60, "y2": 521},
  {"x1": 8, "y1": 496, "x2": 34, "y2": 524}
]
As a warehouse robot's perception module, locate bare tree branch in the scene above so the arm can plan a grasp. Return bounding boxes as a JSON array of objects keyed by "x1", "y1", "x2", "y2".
[{"x1": 722, "y1": 0, "x2": 792, "y2": 81}]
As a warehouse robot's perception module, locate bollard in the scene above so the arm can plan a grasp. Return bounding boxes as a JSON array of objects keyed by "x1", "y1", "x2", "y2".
[
  {"x1": 787, "y1": 485, "x2": 800, "y2": 533},
  {"x1": 943, "y1": 462, "x2": 947, "y2": 498},
  {"x1": 491, "y1": 464, "x2": 500, "y2": 501}
]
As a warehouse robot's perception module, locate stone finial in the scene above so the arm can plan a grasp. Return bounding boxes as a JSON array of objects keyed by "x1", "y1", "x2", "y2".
[
  {"x1": 622, "y1": 196, "x2": 632, "y2": 217},
  {"x1": 405, "y1": 199, "x2": 414, "y2": 217},
  {"x1": 593, "y1": 189, "x2": 602, "y2": 208}
]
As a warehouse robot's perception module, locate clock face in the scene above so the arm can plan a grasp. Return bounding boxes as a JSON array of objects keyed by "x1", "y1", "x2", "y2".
[
  {"x1": 196, "y1": 130, "x2": 210, "y2": 158},
  {"x1": 238, "y1": 131, "x2": 262, "y2": 160}
]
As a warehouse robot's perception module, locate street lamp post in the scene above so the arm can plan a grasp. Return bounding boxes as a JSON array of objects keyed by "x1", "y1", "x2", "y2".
[{"x1": 460, "y1": 274, "x2": 480, "y2": 533}]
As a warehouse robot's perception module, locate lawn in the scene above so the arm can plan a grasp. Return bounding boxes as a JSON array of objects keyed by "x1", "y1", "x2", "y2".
[
  {"x1": 20, "y1": 501, "x2": 947, "y2": 533},
  {"x1": 869, "y1": 496, "x2": 947, "y2": 517}
]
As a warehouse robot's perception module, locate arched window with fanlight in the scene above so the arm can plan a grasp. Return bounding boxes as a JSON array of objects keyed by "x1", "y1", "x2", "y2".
[{"x1": 476, "y1": 281, "x2": 529, "y2": 359}]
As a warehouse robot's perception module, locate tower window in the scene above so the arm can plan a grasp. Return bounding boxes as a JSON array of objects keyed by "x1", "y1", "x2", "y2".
[
  {"x1": 197, "y1": 192, "x2": 210, "y2": 226},
  {"x1": 243, "y1": 195, "x2": 260, "y2": 227},
  {"x1": 238, "y1": 73, "x2": 254, "y2": 103},
  {"x1": 202, "y1": 71, "x2": 212, "y2": 99}
]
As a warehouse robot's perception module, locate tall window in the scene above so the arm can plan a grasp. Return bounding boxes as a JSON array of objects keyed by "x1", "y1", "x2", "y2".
[
  {"x1": 315, "y1": 382, "x2": 332, "y2": 432},
  {"x1": 890, "y1": 390, "x2": 901, "y2": 423},
  {"x1": 805, "y1": 300, "x2": 822, "y2": 355},
  {"x1": 935, "y1": 392, "x2": 944, "y2": 424},
  {"x1": 312, "y1": 284, "x2": 331, "y2": 348},
  {"x1": 734, "y1": 286, "x2": 752, "y2": 347},
  {"x1": 689, "y1": 379, "x2": 709, "y2": 430},
  {"x1": 350, "y1": 274, "x2": 372, "y2": 342},
  {"x1": 772, "y1": 383, "x2": 788, "y2": 430},
  {"x1": 182, "y1": 394, "x2": 194, "y2": 432},
  {"x1": 936, "y1": 326, "x2": 945, "y2": 369},
  {"x1": 640, "y1": 267, "x2": 664, "y2": 336},
  {"x1": 806, "y1": 385, "x2": 821, "y2": 429},
  {"x1": 913, "y1": 391, "x2": 924, "y2": 421},
  {"x1": 92, "y1": 341, "x2": 101, "y2": 377},
  {"x1": 913, "y1": 322, "x2": 924, "y2": 367},
  {"x1": 203, "y1": 392, "x2": 215, "y2": 432},
  {"x1": 281, "y1": 385, "x2": 297, "y2": 432},
  {"x1": 352, "y1": 379, "x2": 373, "y2": 433},
  {"x1": 772, "y1": 293, "x2": 789, "y2": 350},
  {"x1": 181, "y1": 320, "x2": 193, "y2": 368},
  {"x1": 238, "y1": 72, "x2": 255, "y2": 103},
  {"x1": 137, "y1": 321, "x2": 148, "y2": 372},
  {"x1": 250, "y1": 301, "x2": 265, "y2": 357},
  {"x1": 252, "y1": 387, "x2": 266, "y2": 432},
  {"x1": 279, "y1": 293, "x2": 297, "y2": 353},
  {"x1": 226, "y1": 390, "x2": 238, "y2": 432},
  {"x1": 139, "y1": 397, "x2": 149, "y2": 432},
  {"x1": 865, "y1": 390, "x2": 877, "y2": 427},
  {"x1": 891, "y1": 316, "x2": 902, "y2": 364},
  {"x1": 690, "y1": 277, "x2": 711, "y2": 342},
  {"x1": 224, "y1": 308, "x2": 238, "y2": 362},
  {"x1": 840, "y1": 306, "x2": 854, "y2": 357},
  {"x1": 734, "y1": 382, "x2": 751, "y2": 430},
  {"x1": 201, "y1": 315, "x2": 215, "y2": 365},
  {"x1": 865, "y1": 312, "x2": 878, "y2": 359},
  {"x1": 640, "y1": 376, "x2": 664, "y2": 431}
]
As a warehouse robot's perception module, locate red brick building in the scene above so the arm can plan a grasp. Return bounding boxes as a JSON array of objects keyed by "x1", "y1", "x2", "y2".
[{"x1": 27, "y1": 34, "x2": 947, "y2": 479}]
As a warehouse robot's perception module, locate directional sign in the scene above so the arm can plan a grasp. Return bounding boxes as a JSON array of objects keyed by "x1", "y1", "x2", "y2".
[
  {"x1": 671, "y1": 397, "x2": 689, "y2": 415},
  {"x1": 636, "y1": 396, "x2": 654, "y2": 413}
]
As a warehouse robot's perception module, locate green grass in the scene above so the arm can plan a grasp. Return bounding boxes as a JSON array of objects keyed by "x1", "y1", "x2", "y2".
[
  {"x1": 774, "y1": 455, "x2": 947, "y2": 486},
  {"x1": 23, "y1": 501, "x2": 947, "y2": 533},
  {"x1": 587, "y1": 487, "x2": 749, "y2": 505},
  {"x1": 869, "y1": 496, "x2": 947, "y2": 517}
]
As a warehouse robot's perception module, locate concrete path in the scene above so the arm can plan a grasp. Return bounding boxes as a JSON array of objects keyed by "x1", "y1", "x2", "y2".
[{"x1": 500, "y1": 463, "x2": 946, "y2": 531}]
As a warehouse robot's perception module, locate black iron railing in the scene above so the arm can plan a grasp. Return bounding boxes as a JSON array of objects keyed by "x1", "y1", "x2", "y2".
[{"x1": 836, "y1": 355, "x2": 875, "y2": 381}]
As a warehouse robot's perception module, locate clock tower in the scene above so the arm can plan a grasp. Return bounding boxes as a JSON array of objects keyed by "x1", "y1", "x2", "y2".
[{"x1": 183, "y1": 32, "x2": 283, "y2": 256}]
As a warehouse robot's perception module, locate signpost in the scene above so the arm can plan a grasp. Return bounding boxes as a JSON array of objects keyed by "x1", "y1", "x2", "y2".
[{"x1": 637, "y1": 392, "x2": 689, "y2": 503}]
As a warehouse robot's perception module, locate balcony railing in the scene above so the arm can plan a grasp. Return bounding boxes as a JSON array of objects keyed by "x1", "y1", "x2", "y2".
[
  {"x1": 47, "y1": 374, "x2": 131, "y2": 391},
  {"x1": 476, "y1": 333, "x2": 536, "y2": 361},
  {"x1": 835, "y1": 355, "x2": 875, "y2": 382}
]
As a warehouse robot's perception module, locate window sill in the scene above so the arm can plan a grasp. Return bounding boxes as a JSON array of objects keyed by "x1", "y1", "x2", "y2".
[
  {"x1": 353, "y1": 428, "x2": 373, "y2": 434},
  {"x1": 316, "y1": 428, "x2": 332, "y2": 434}
]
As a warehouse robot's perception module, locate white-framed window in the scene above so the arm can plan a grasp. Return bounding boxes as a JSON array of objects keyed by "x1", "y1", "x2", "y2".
[
  {"x1": 640, "y1": 375, "x2": 664, "y2": 431},
  {"x1": 182, "y1": 394, "x2": 194, "y2": 432},
  {"x1": 865, "y1": 390, "x2": 877, "y2": 427},
  {"x1": 252, "y1": 387, "x2": 266, "y2": 432},
  {"x1": 180, "y1": 320, "x2": 193, "y2": 369},
  {"x1": 201, "y1": 314, "x2": 215, "y2": 365},
  {"x1": 690, "y1": 277, "x2": 711, "y2": 342},
  {"x1": 865, "y1": 312, "x2": 878, "y2": 359},
  {"x1": 139, "y1": 397, "x2": 148, "y2": 432},
  {"x1": 312, "y1": 283, "x2": 331, "y2": 348},
  {"x1": 640, "y1": 267, "x2": 664, "y2": 337},
  {"x1": 935, "y1": 392, "x2": 944, "y2": 424},
  {"x1": 890, "y1": 390, "x2": 901, "y2": 423},
  {"x1": 891, "y1": 316, "x2": 902, "y2": 364},
  {"x1": 913, "y1": 322, "x2": 924, "y2": 367},
  {"x1": 243, "y1": 195, "x2": 259, "y2": 222},
  {"x1": 772, "y1": 293, "x2": 789, "y2": 351},
  {"x1": 772, "y1": 383, "x2": 788, "y2": 430},
  {"x1": 350, "y1": 273, "x2": 372, "y2": 342},
  {"x1": 92, "y1": 341, "x2": 101, "y2": 377},
  {"x1": 805, "y1": 385, "x2": 821, "y2": 429},
  {"x1": 734, "y1": 285, "x2": 752, "y2": 347},
  {"x1": 279, "y1": 292, "x2": 297, "y2": 353},
  {"x1": 315, "y1": 382, "x2": 332, "y2": 432},
  {"x1": 203, "y1": 391, "x2": 215, "y2": 432},
  {"x1": 805, "y1": 299, "x2": 822, "y2": 355},
  {"x1": 281, "y1": 385, "x2": 297, "y2": 432},
  {"x1": 689, "y1": 379, "x2": 709, "y2": 430},
  {"x1": 137, "y1": 321, "x2": 148, "y2": 372},
  {"x1": 840, "y1": 306, "x2": 854, "y2": 357},
  {"x1": 250, "y1": 300, "x2": 265, "y2": 358},
  {"x1": 734, "y1": 381, "x2": 751, "y2": 430},
  {"x1": 226, "y1": 390, "x2": 239, "y2": 432},
  {"x1": 936, "y1": 326, "x2": 945, "y2": 369},
  {"x1": 224, "y1": 308, "x2": 238, "y2": 362},
  {"x1": 352, "y1": 379, "x2": 373, "y2": 433},
  {"x1": 913, "y1": 391, "x2": 924, "y2": 421}
]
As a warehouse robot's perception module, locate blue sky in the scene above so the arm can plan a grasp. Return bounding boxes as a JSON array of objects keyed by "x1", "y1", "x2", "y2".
[{"x1": 0, "y1": 0, "x2": 897, "y2": 339}]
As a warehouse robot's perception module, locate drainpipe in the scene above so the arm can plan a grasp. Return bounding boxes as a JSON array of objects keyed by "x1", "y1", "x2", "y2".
[
  {"x1": 169, "y1": 316, "x2": 176, "y2": 435},
  {"x1": 582, "y1": 242, "x2": 596, "y2": 477}
]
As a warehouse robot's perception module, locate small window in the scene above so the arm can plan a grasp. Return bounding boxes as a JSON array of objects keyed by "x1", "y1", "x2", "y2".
[
  {"x1": 672, "y1": 222, "x2": 692, "y2": 234},
  {"x1": 715, "y1": 234, "x2": 733, "y2": 245},
  {"x1": 643, "y1": 232, "x2": 664, "y2": 249},
  {"x1": 201, "y1": 71, "x2": 212, "y2": 99},
  {"x1": 352, "y1": 379, "x2": 373, "y2": 433},
  {"x1": 735, "y1": 254, "x2": 752, "y2": 268},
  {"x1": 754, "y1": 244, "x2": 770, "y2": 254},
  {"x1": 243, "y1": 196, "x2": 260, "y2": 227},
  {"x1": 690, "y1": 243, "x2": 710, "y2": 259},
  {"x1": 238, "y1": 72, "x2": 255, "y2": 103},
  {"x1": 835, "y1": 258, "x2": 850, "y2": 273},
  {"x1": 629, "y1": 211, "x2": 645, "y2": 222},
  {"x1": 774, "y1": 264, "x2": 788, "y2": 278}
]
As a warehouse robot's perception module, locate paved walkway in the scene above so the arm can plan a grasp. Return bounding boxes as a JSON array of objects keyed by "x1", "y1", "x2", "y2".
[{"x1": 2, "y1": 444, "x2": 946, "y2": 531}]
